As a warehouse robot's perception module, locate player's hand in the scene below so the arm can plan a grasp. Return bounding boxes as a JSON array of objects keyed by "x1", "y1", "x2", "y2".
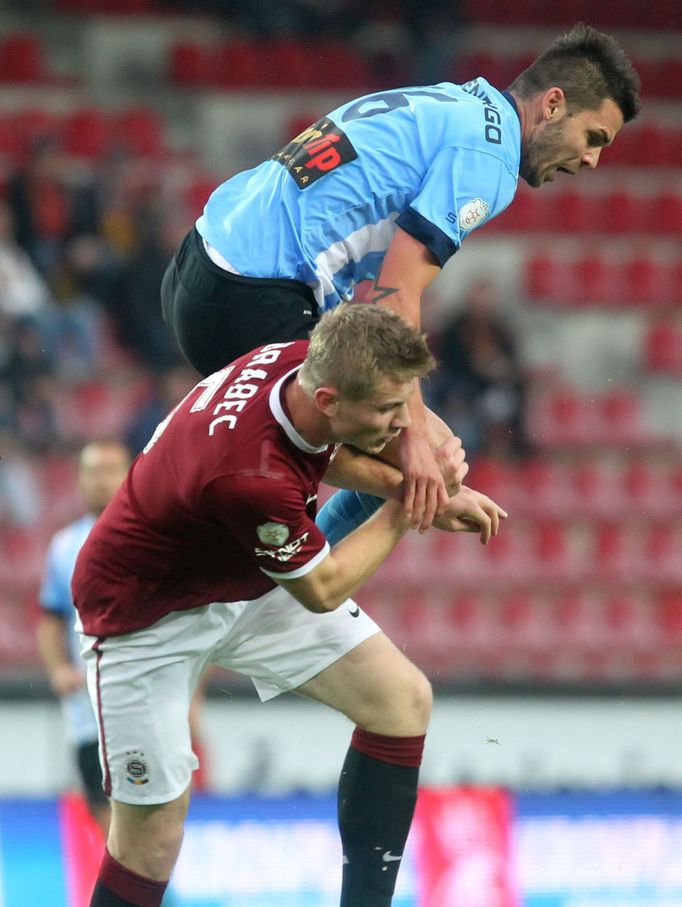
[
  {"x1": 399, "y1": 429, "x2": 449, "y2": 533},
  {"x1": 433, "y1": 435, "x2": 469, "y2": 495},
  {"x1": 50, "y1": 663, "x2": 86, "y2": 697},
  {"x1": 432, "y1": 485, "x2": 508, "y2": 544}
]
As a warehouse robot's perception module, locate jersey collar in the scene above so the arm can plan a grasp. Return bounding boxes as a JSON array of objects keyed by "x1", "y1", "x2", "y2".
[
  {"x1": 502, "y1": 90, "x2": 521, "y2": 125},
  {"x1": 269, "y1": 366, "x2": 330, "y2": 454}
]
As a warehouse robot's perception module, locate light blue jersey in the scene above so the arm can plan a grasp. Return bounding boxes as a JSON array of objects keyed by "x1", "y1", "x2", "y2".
[
  {"x1": 39, "y1": 513, "x2": 98, "y2": 746},
  {"x1": 197, "y1": 78, "x2": 520, "y2": 312}
]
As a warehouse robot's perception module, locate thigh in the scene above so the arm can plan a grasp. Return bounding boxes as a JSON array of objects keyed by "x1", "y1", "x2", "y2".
[
  {"x1": 165, "y1": 229, "x2": 319, "y2": 377},
  {"x1": 296, "y1": 632, "x2": 432, "y2": 736},
  {"x1": 211, "y1": 587, "x2": 381, "y2": 702},
  {"x1": 81, "y1": 618, "x2": 212, "y2": 806}
]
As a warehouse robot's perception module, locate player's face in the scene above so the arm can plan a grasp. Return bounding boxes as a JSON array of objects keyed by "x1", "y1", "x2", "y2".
[
  {"x1": 78, "y1": 444, "x2": 130, "y2": 515},
  {"x1": 520, "y1": 97, "x2": 624, "y2": 188},
  {"x1": 331, "y1": 375, "x2": 415, "y2": 454}
]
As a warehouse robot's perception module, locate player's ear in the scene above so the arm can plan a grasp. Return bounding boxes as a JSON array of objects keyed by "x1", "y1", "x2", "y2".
[
  {"x1": 314, "y1": 386, "x2": 340, "y2": 417},
  {"x1": 543, "y1": 86, "x2": 566, "y2": 120}
]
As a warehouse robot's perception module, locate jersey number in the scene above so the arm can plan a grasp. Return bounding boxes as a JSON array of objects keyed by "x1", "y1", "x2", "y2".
[{"x1": 341, "y1": 89, "x2": 459, "y2": 122}]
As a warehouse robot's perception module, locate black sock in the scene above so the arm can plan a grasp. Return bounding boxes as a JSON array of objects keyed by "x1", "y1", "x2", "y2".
[
  {"x1": 90, "y1": 883, "x2": 138, "y2": 907},
  {"x1": 337, "y1": 728, "x2": 425, "y2": 907}
]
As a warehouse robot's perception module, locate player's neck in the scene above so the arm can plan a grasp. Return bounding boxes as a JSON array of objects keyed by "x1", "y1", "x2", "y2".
[{"x1": 284, "y1": 378, "x2": 334, "y2": 448}]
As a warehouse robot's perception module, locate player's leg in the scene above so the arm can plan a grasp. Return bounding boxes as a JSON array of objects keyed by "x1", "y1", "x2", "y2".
[
  {"x1": 160, "y1": 227, "x2": 318, "y2": 377},
  {"x1": 316, "y1": 490, "x2": 383, "y2": 544},
  {"x1": 89, "y1": 790, "x2": 189, "y2": 907},
  {"x1": 298, "y1": 633, "x2": 432, "y2": 907},
  {"x1": 81, "y1": 614, "x2": 214, "y2": 907}
]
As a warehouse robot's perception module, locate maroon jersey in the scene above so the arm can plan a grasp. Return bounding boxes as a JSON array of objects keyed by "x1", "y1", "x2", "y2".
[{"x1": 73, "y1": 341, "x2": 334, "y2": 636}]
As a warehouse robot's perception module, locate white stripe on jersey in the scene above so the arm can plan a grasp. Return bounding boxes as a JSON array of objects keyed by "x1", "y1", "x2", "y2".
[{"x1": 313, "y1": 212, "x2": 399, "y2": 309}]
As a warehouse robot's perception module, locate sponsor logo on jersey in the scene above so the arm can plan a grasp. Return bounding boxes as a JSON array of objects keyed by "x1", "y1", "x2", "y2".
[
  {"x1": 257, "y1": 522, "x2": 290, "y2": 546},
  {"x1": 255, "y1": 531, "x2": 309, "y2": 563},
  {"x1": 272, "y1": 117, "x2": 357, "y2": 189},
  {"x1": 458, "y1": 198, "x2": 490, "y2": 231},
  {"x1": 125, "y1": 751, "x2": 150, "y2": 785}
]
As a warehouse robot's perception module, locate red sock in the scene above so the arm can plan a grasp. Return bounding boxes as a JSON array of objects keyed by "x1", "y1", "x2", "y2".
[
  {"x1": 90, "y1": 849, "x2": 167, "y2": 907},
  {"x1": 351, "y1": 726, "x2": 425, "y2": 767}
]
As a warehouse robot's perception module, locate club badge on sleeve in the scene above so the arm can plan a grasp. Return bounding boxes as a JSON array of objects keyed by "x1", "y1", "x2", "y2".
[{"x1": 257, "y1": 523, "x2": 291, "y2": 546}]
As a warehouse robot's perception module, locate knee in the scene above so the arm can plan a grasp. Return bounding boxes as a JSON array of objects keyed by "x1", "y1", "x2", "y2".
[
  {"x1": 407, "y1": 669, "x2": 433, "y2": 730},
  {"x1": 109, "y1": 793, "x2": 189, "y2": 881},
  {"x1": 369, "y1": 666, "x2": 433, "y2": 736}
]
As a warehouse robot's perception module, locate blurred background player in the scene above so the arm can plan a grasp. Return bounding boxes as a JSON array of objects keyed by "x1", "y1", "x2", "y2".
[
  {"x1": 37, "y1": 439, "x2": 210, "y2": 832},
  {"x1": 37, "y1": 438, "x2": 131, "y2": 835}
]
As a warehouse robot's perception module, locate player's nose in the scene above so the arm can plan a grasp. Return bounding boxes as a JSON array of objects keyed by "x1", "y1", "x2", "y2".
[
  {"x1": 392, "y1": 402, "x2": 411, "y2": 430},
  {"x1": 581, "y1": 148, "x2": 601, "y2": 169}
]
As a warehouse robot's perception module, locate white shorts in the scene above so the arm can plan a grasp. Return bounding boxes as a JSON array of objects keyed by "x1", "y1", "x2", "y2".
[{"x1": 80, "y1": 587, "x2": 380, "y2": 805}]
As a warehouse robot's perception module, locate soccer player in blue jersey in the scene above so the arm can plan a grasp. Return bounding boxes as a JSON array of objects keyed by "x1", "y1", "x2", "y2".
[
  {"x1": 161, "y1": 23, "x2": 640, "y2": 541},
  {"x1": 38, "y1": 439, "x2": 132, "y2": 834}
]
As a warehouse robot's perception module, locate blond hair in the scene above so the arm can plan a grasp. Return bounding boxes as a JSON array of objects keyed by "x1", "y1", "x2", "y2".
[{"x1": 298, "y1": 303, "x2": 434, "y2": 400}]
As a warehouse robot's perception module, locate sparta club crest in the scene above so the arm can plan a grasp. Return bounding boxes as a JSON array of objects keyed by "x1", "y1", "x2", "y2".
[{"x1": 125, "y1": 751, "x2": 150, "y2": 785}]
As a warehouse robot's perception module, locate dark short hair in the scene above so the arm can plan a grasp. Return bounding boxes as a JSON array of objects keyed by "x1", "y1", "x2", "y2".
[{"x1": 508, "y1": 23, "x2": 640, "y2": 122}]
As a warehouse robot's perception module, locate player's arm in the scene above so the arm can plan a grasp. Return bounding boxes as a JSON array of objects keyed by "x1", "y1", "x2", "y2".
[
  {"x1": 275, "y1": 497, "x2": 411, "y2": 613},
  {"x1": 367, "y1": 226, "x2": 447, "y2": 532},
  {"x1": 36, "y1": 611, "x2": 84, "y2": 696},
  {"x1": 324, "y1": 424, "x2": 468, "y2": 499}
]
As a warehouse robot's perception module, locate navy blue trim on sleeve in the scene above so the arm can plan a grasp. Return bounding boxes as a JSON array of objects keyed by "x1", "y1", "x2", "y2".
[{"x1": 396, "y1": 207, "x2": 458, "y2": 267}]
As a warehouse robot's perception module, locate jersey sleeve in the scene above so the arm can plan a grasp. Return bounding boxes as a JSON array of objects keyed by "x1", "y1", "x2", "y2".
[
  {"x1": 397, "y1": 144, "x2": 517, "y2": 265},
  {"x1": 38, "y1": 536, "x2": 71, "y2": 615},
  {"x1": 207, "y1": 472, "x2": 330, "y2": 580}
]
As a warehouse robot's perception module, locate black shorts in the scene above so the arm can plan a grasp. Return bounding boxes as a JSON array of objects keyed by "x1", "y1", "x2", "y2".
[
  {"x1": 160, "y1": 228, "x2": 320, "y2": 377},
  {"x1": 76, "y1": 740, "x2": 109, "y2": 809}
]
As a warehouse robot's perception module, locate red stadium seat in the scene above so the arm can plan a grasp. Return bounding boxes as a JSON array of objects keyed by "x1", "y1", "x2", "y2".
[
  {"x1": 622, "y1": 256, "x2": 668, "y2": 307},
  {"x1": 63, "y1": 108, "x2": 111, "y2": 160},
  {"x1": 572, "y1": 254, "x2": 619, "y2": 305},
  {"x1": 644, "y1": 322, "x2": 682, "y2": 375},
  {"x1": 0, "y1": 33, "x2": 48, "y2": 83},
  {"x1": 214, "y1": 40, "x2": 268, "y2": 88},
  {"x1": 525, "y1": 253, "x2": 576, "y2": 303},
  {"x1": 599, "y1": 190, "x2": 639, "y2": 234},
  {"x1": 114, "y1": 107, "x2": 164, "y2": 157},
  {"x1": 168, "y1": 41, "x2": 215, "y2": 87},
  {"x1": 652, "y1": 192, "x2": 682, "y2": 237},
  {"x1": 551, "y1": 189, "x2": 592, "y2": 233},
  {"x1": 597, "y1": 389, "x2": 645, "y2": 444}
]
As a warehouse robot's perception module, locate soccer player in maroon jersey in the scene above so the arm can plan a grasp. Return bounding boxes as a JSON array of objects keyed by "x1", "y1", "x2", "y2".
[{"x1": 74, "y1": 304, "x2": 506, "y2": 907}]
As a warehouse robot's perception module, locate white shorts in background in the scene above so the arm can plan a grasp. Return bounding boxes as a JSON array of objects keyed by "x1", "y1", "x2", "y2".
[{"x1": 80, "y1": 587, "x2": 380, "y2": 805}]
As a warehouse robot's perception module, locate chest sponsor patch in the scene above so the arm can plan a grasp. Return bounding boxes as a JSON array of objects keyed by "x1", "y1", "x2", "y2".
[
  {"x1": 272, "y1": 117, "x2": 357, "y2": 189},
  {"x1": 257, "y1": 522, "x2": 290, "y2": 546},
  {"x1": 458, "y1": 197, "x2": 490, "y2": 231}
]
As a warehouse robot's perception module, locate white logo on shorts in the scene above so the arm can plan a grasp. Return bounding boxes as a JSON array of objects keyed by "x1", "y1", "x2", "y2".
[{"x1": 257, "y1": 522, "x2": 290, "y2": 546}]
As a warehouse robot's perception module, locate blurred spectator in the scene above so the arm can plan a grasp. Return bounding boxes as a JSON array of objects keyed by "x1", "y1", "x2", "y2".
[
  {"x1": 0, "y1": 428, "x2": 43, "y2": 527},
  {"x1": 110, "y1": 207, "x2": 186, "y2": 371},
  {"x1": 126, "y1": 363, "x2": 198, "y2": 455},
  {"x1": 0, "y1": 200, "x2": 52, "y2": 321},
  {"x1": 5, "y1": 138, "x2": 98, "y2": 275},
  {"x1": 37, "y1": 439, "x2": 132, "y2": 835},
  {"x1": 427, "y1": 277, "x2": 532, "y2": 460},
  {"x1": 45, "y1": 235, "x2": 107, "y2": 383}
]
